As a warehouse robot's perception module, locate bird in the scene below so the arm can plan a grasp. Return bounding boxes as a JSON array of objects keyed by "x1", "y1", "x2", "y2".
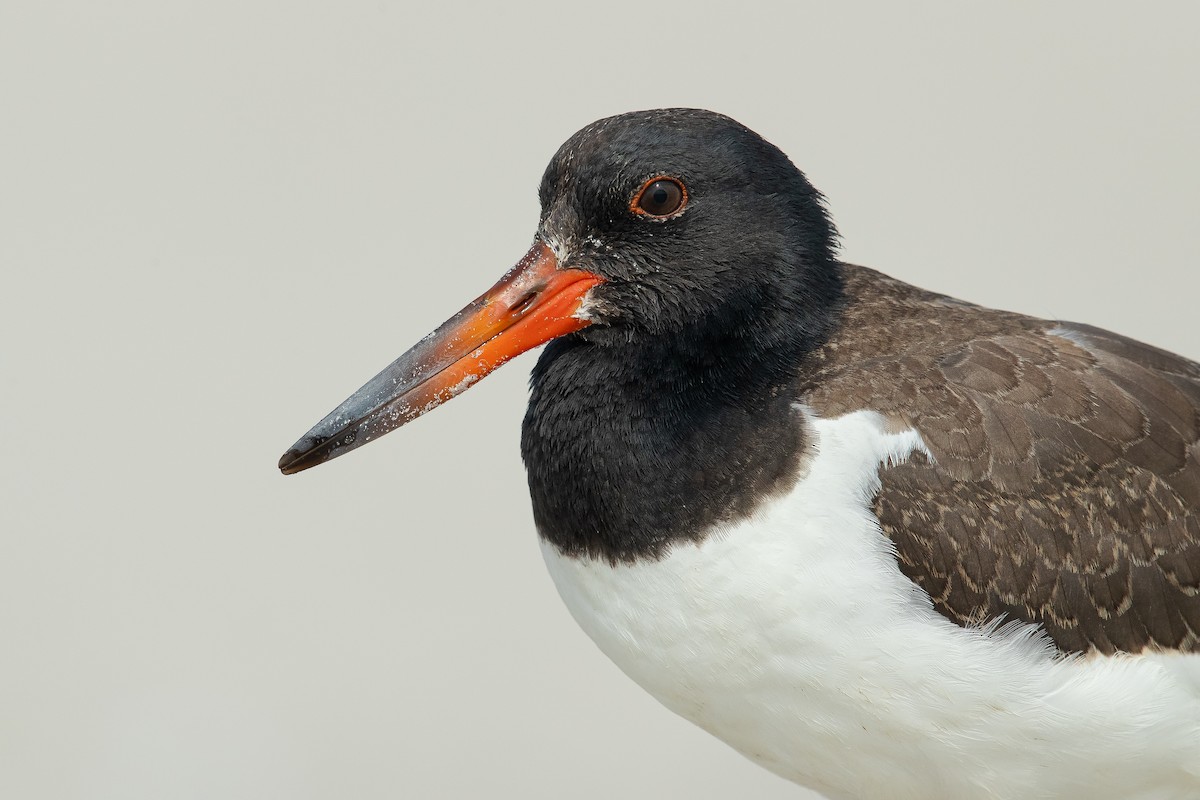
[{"x1": 279, "y1": 109, "x2": 1200, "y2": 799}]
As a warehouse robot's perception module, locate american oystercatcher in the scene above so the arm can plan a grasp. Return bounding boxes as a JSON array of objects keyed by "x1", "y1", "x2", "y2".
[{"x1": 280, "y1": 109, "x2": 1200, "y2": 799}]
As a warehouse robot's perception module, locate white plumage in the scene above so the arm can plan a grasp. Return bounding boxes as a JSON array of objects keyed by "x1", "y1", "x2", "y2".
[{"x1": 542, "y1": 410, "x2": 1200, "y2": 799}]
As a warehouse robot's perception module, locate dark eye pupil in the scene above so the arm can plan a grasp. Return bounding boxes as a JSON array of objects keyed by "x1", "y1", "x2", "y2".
[{"x1": 639, "y1": 179, "x2": 682, "y2": 216}]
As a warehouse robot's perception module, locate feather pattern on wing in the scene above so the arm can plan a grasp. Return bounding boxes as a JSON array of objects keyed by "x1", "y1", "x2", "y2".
[{"x1": 802, "y1": 265, "x2": 1200, "y2": 654}]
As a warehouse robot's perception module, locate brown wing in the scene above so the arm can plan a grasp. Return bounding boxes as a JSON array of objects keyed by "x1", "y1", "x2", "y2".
[{"x1": 804, "y1": 265, "x2": 1200, "y2": 654}]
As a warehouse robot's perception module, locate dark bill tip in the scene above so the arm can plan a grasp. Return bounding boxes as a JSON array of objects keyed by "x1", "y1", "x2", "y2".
[{"x1": 278, "y1": 436, "x2": 332, "y2": 475}]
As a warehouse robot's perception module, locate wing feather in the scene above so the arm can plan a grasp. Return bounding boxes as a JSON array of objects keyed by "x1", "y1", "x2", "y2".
[{"x1": 804, "y1": 266, "x2": 1200, "y2": 654}]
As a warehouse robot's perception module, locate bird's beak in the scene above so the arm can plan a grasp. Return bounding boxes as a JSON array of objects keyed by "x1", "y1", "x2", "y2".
[{"x1": 278, "y1": 241, "x2": 603, "y2": 475}]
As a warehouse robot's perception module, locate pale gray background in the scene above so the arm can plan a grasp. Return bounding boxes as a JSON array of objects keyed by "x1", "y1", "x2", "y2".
[{"x1": 3, "y1": 2, "x2": 1198, "y2": 798}]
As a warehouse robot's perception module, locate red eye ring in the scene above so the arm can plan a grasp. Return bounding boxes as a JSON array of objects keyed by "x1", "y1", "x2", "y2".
[{"x1": 630, "y1": 176, "x2": 688, "y2": 219}]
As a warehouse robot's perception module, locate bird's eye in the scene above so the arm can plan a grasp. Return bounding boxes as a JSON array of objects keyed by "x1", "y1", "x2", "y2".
[{"x1": 632, "y1": 177, "x2": 687, "y2": 219}]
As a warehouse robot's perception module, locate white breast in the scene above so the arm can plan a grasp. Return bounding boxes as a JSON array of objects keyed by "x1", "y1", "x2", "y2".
[{"x1": 540, "y1": 410, "x2": 1200, "y2": 799}]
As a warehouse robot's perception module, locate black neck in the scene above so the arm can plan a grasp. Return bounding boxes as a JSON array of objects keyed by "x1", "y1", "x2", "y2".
[{"x1": 521, "y1": 262, "x2": 843, "y2": 563}]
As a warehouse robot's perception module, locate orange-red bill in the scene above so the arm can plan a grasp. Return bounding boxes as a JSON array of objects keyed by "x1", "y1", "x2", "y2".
[{"x1": 278, "y1": 242, "x2": 603, "y2": 474}]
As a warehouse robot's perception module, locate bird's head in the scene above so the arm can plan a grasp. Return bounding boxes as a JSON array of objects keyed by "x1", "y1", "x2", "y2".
[
  {"x1": 536, "y1": 108, "x2": 836, "y2": 345},
  {"x1": 279, "y1": 109, "x2": 838, "y2": 474}
]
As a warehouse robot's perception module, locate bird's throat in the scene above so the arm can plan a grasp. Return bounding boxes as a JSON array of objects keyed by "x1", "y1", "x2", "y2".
[{"x1": 522, "y1": 332, "x2": 812, "y2": 564}]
